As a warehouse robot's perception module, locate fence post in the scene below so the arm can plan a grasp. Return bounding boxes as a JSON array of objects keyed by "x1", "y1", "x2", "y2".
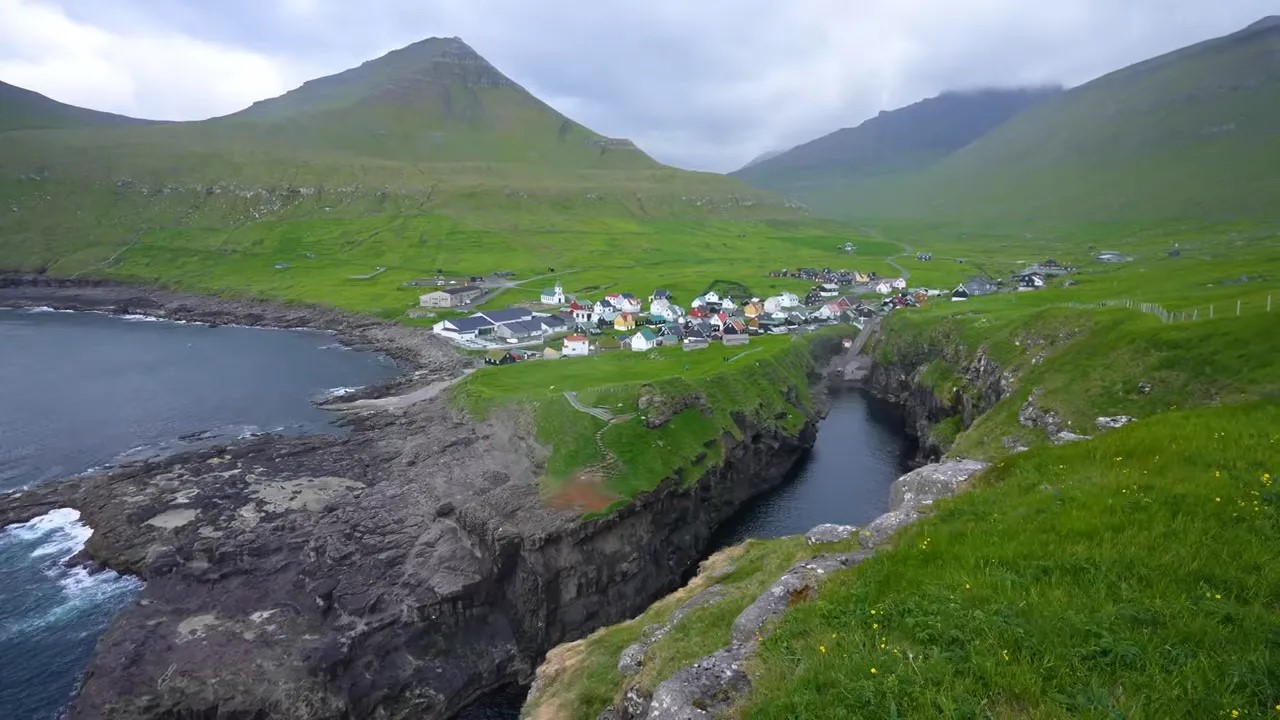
[
  {"x1": 1210, "y1": 304, "x2": 1214, "y2": 319},
  {"x1": 1268, "y1": 295, "x2": 1272, "y2": 313},
  {"x1": 1237, "y1": 300, "x2": 1242, "y2": 317},
  {"x1": 1193, "y1": 308, "x2": 1198, "y2": 321}
]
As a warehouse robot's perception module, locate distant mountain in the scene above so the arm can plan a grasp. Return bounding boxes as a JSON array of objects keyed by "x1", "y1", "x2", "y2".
[
  {"x1": 0, "y1": 37, "x2": 788, "y2": 277},
  {"x1": 211, "y1": 37, "x2": 656, "y2": 168},
  {"x1": 0, "y1": 80, "x2": 153, "y2": 132},
  {"x1": 740, "y1": 17, "x2": 1280, "y2": 223},
  {"x1": 733, "y1": 87, "x2": 1061, "y2": 190},
  {"x1": 737, "y1": 149, "x2": 785, "y2": 171}
]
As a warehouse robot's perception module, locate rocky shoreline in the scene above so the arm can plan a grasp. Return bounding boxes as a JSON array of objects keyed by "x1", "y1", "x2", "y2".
[
  {"x1": 0, "y1": 277, "x2": 849, "y2": 719},
  {"x1": 0, "y1": 273, "x2": 458, "y2": 372}
]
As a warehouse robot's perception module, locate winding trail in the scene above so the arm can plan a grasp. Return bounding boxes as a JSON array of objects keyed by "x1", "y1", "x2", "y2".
[{"x1": 563, "y1": 391, "x2": 614, "y2": 422}]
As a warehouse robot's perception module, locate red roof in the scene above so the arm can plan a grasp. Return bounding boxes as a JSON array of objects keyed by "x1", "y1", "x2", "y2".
[{"x1": 565, "y1": 335, "x2": 587, "y2": 342}]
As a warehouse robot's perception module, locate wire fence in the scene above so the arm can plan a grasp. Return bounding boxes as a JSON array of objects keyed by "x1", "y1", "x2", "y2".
[{"x1": 1050, "y1": 295, "x2": 1274, "y2": 324}]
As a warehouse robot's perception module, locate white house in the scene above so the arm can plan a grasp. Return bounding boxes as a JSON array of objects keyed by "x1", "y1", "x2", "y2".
[
  {"x1": 649, "y1": 298, "x2": 684, "y2": 321},
  {"x1": 432, "y1": 315, "x2": 493, "y2": 340},
  {"x1": 818, "y1": 283, "x2": 840, "y2": 298},
  {"x1": 704, "y1": 291, "x2": 721, "y2": 305},
  {"x1": 594, "y1": 298, "x2": 617, "y2": 317},
  {"x1": 891, "y1": 278, "x2": 908, "y2": 290},
  {"x1": 763, "y1": 292, "x2": 801, "y2": 315},
  {"x1": 607, "y1": 293, "x2": 643, "y2": 314},
  {"x1": 563, "y1": 335, "x2": 590, "y2": 357},
  {"x1": 540, "y1": 281, "x2": 566, "y2": 306},
  {"x1": 874, "y1": 281, "x2": 894, "y2": 295},
  {"x1": 630, "y1": 328, "x2": 659, "y2": 352}
]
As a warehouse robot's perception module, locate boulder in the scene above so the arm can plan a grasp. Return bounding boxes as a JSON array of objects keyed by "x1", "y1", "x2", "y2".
[
  {"x1": 804, "y1": 523, "x2": 858, "y2": 545},
  {"x1": 1096, "y1": 415, "x2": 1136, "y2": 430},
  {"x1": 888, "y1": 459, "x2": 989, "y2": 512}
]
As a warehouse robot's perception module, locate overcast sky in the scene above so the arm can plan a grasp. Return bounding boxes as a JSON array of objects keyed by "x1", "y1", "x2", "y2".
[{"x1": 1, "y1": 0, "x2": 1273, "y2": 171}]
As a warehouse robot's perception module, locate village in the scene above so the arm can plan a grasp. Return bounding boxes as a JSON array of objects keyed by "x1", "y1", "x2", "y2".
[{"x1": 414, "y1": 256, "x2": 1075, "y2": 364}]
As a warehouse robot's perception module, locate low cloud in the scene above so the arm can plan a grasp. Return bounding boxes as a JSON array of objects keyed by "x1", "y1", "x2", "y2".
[{"x1": 2, "y1": 0, "x2": 1274, "y2": 170}]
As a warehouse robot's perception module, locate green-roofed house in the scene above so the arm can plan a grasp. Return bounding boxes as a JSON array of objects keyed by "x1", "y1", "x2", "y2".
[{"x1": 630, "y1": 328, "x2": 659, "y2": 352}]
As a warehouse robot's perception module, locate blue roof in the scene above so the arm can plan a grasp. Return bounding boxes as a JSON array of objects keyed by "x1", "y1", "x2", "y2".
[
  {"x1": 480, "y1": 308, "x2": 534, "y2": 324},
  {"x1": 446, "y1": 316, "x2": 494, "y2": 332},
  {"x1": 501, "y1": 320, "x2": 544, "y2": 336},
  {"x1": 540, "y1": 315, "x2": 568, "y2": 328}
]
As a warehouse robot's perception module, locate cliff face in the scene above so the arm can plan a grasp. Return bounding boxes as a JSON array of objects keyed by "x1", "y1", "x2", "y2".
[
  {"x1": 863, "y1": 325, "x2": 1014, "y2": 461},
  {"x1": 0, "y1": 325, "x2": 838, "y2": 720}
]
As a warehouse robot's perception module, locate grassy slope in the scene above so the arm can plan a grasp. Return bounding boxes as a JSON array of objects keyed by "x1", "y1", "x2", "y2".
[
  {"x1": 732, "y1": 88, "x2": 1060, "y2": 199},
  {"x1": 748, "y1": 403, "x2": 1279, "y2": 718},
  {"x1": 452, "y1": 329, "x2": 845, "y2": 510},
  {"x1": 0, "y1": 81, "x2": 153, "y2": 132},
  {"x1": 756, "y1": 20, "x2": 1280, "y2": 224}
]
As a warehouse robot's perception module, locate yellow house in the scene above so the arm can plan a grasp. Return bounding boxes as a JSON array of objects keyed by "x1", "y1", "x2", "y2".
[
  {"x1": 614, "y1": 312, "x2": 637, "y2": 331},
  {"x1": 854, "y1": 271, "x2": 871, "y2": 283},
  {"x1": 743, "y1": 301, "x2": 764, "y2": 319}
]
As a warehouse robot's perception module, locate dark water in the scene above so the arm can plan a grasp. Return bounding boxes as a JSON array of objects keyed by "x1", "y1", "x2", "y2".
[
  {"x1": 0, "y1": 308, "x2": 400, "y2": 720},
  {"x1": 458, "y1": 386, "x2": 913, "y2": 719},
  {"x1": 711, "y1": 387, "x2": 915, "y2": 549}
]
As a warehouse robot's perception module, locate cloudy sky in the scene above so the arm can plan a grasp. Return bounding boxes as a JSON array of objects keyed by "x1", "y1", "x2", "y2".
[{"x1": 1, "y1": 0, "x2": 1273, "y2": 171}]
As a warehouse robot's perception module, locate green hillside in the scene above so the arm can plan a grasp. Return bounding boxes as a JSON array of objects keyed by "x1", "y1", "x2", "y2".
[
  {"x1": 757, "y1": 17, "x2": 1280, "y2": 224},
  {"x1": 732, "y1": 87, "x2": 1060, "y2": 195},
  {"x1": 0, "y1": 38, "x2": 802, "y2": 302},
  {"x1": 0, "y1": 80, "x2": 155, "y2": 132}
]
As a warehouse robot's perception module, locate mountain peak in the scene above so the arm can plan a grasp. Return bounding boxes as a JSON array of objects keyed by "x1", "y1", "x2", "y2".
[{"x1": 1246, "y1": 15, "x2": 1280, "y2": 31}]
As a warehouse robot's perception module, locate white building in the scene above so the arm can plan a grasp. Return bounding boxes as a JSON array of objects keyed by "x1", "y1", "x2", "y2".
[
  {"x1": 540, "y1": 281, "x2": 566, "y2": 306},
  {"x1": 891, "y1": 278, "x2": 908, "y2": 290},
  {"x1": 649, "y1": 298, "x2": 684, "y2": 321},
  {"x1": 630, "y1": 328, "x2": 659, "y2": 352},
  {"x1": 563, "y1": 335, "x2": 590, "y2": 357},
  {"x1": 875, "y1": 281, "x2": 893, "y2": 295}
]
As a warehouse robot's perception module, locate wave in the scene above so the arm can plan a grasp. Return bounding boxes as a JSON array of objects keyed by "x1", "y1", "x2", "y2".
[
  {"x1": 0, "y1": 509, "x2": 141, "y2": 644},
  {"x1": 318, "y1": 386, "x2": 363, "y2": 400}
]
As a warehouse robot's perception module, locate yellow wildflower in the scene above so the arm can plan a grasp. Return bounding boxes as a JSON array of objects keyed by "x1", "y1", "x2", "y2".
[
  {"x1": 870, "y1": 667, "x2": 878, "y2": 675},
  {"x1": 819, "y1": 645, "x2": 826, "y2": 654},
  {"x1": 1231, "y1": 711, "x2": 1239, "y2": 718},
  {"x1": 872, "y1": 623, "x2": 879, "y2": 630}
]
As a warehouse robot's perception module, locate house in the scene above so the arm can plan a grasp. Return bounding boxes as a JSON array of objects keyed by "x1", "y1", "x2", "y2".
[
  {"x1": 594, "y1": 298, "x2": 618, "y2": 317},
  {"x1": 818, "y1": 283, "x2": 840, "y2": 297},
  {"x1": 495, "y1": 320, "x2": 546, "y2": 342},
  {"x1": 916, "y1": 252, "x2": 933, "y2": 261},
  {"x1": 874, "y1": 281, "x2": 894, "y2": 295},
  {"x1": 608, "y1": 293, "x2": 643, "y2": 313},
  {"x1": 543, "y1": 347, "x2": 562, "y2": 360},
  {"x1": 854, "y1": 271, "x2": 872, "y2": 283},
  {"x1": 891, "y1": 278, "x2": 908, "y2": 290},
  {"x1": 726, "y1": 319, "x2": 748, "y2": 335},
  {"x1": 683, "y1": 336, "x2": 709, "y2": 351},
  {"x1": 649, "y1": 298, "x2": 683, "y2": 321},
  {"x1": 562, "y1": 335, "x2": 590, "y2": 357},
  {"x1": 432, "y1": 315, "x2": 494, "y2": 340},
  {"x1": 419, "y1": 284, "x2": 484, "y2": 308},
  {"x1": 1042, "y1": 258, "x2": 1062, "y2": 270},
  {"x1": 485, "y1": 349, "x2": 518, "y2": 365},
  {"x1": 723, "y1": 332, "x2": 750, "y2": 346},
  {"x1": 1017, "y1": 273, "x2": 1046, "y2": 291},
  {"x1": 569, "y1": 300, "x2": 595, "y2": 324},
  {"x1": 539, "y1": 315, "x2": 570, "y2": 334},
  {"x1": 763, "y1": 292, "x2": 801, "y2": 315},
  {"x1": 704, "y1": 291, "x2": 721, "y2": 305},
  {"x1": 614, "y1": 313, "x2": 637, "y2": 332},
  {"x1": 963, "y1": 278, "x2": 999, "y2": 297},
  {"x1": 649, "y1": 288, "x2": 672, "y2": 303},
  {"x1": 951, "y1": 284, "x2": 970, "y2": 302},
  {"x1": 743, "y1": 300, "x2": 764, "y2": 319},
  {"x1": 631, "y1": 328, "x2": 659, "y2": 352},
  {"x1": 540, "y1": 281, "x2": 566, "y2": 306}
]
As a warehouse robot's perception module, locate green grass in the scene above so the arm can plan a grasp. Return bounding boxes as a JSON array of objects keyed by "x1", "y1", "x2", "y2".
[
  {"x1": 744, "y1": 402, "x2": 1280, "y2": 719},
  {"x1": 452, "y1": 329, "x2": 845, "y2": 507}
]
